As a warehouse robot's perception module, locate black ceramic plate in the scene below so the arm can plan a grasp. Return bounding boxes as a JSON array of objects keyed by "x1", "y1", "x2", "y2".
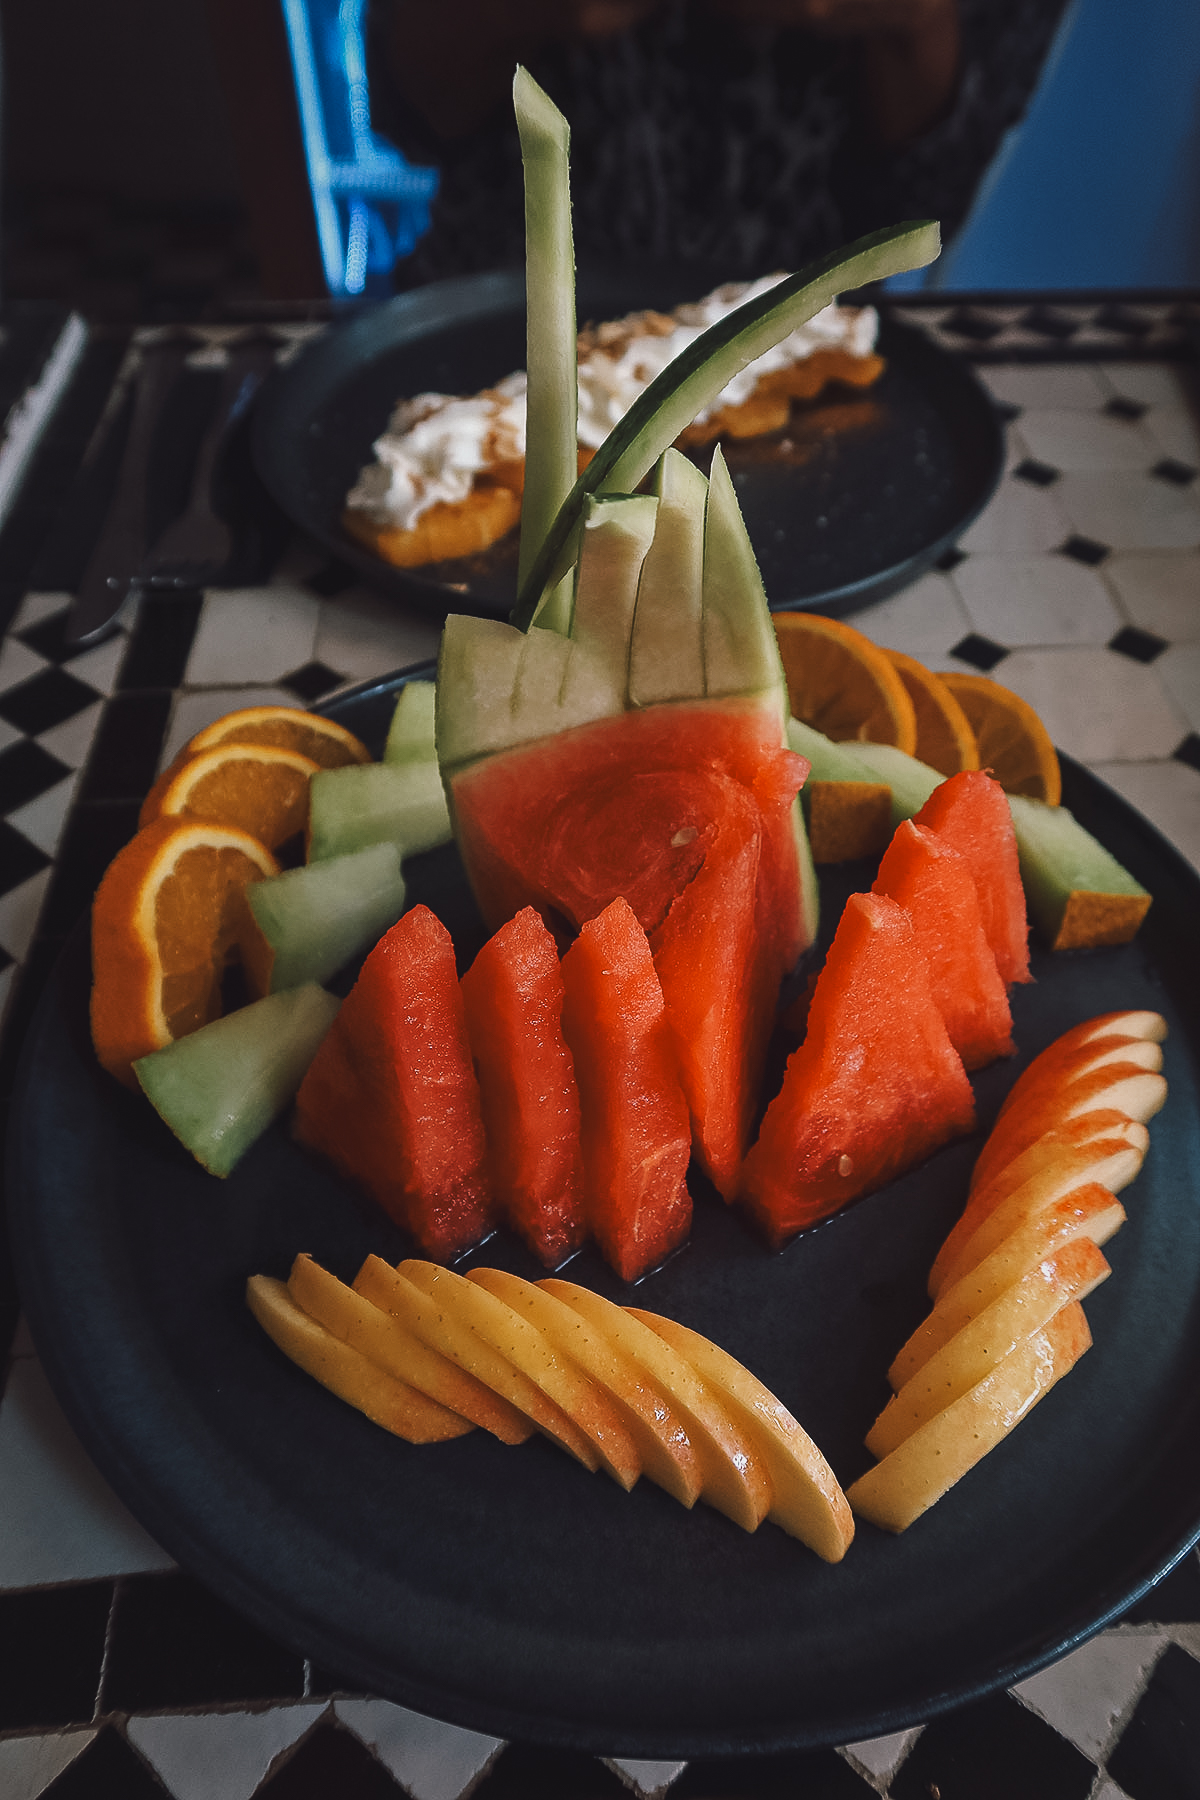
[
  {"x1": 9, "y1": 672, "x2": 1200, "y2": 1760},
  {"x1": 251, "y1": 272, "x2": 1003, "y2": 621}
]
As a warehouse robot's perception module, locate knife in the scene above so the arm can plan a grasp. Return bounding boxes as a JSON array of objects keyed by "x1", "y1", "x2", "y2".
[{"x1": 63, "y1": 336, "x2": 189, "y2": 649}]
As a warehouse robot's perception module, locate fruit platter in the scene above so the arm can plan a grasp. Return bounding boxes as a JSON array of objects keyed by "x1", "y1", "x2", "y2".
[{"x1": 9, "y1": 73, "x2": 1200, "y2": 1759}]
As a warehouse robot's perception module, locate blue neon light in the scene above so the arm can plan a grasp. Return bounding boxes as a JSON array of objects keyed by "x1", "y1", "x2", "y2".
[{"x1": 279, "y1": 0, "x2": 438, "y2": 298}]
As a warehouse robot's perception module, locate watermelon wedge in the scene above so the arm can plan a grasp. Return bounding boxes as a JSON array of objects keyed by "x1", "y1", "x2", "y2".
[
  {"x1": 738, "y1": 892, "x2": 976, "y2": 1246},
  {"x1": 294, "y1": 905, "x2": 493, "y2": 1260},
  {"x1": 912, "y1": 771, "x2": 1030, "y2": 986},
  {"x1": 440, "y1": 460, "x2": 813, "y2": 1191},
  {"x1": 460, "y1": 907, "x2": 586, "y2": 1268},
  {"x1": 559, "y1": 898, "x2": 692, "y2": 1282},
  {"x1": 872, "y1": 819, "x2": 1015, "y2": 1072}
]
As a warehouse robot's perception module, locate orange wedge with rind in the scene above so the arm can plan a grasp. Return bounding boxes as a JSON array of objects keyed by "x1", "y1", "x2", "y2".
[
  {"x1": 938, "y1": 671, "x2": 1061, "y2": 805},
  {"x1": 91, "y1": 816, "x2": 279, "y2": 1088},
  {"x1": 181, "y1": 705, "x2": 371, "y2": 769},
  {"x1": 882, "y1": 648, "x2": 980, "y2": 777},
  {"x1": 773, "y1": 612, "x2": 918, "y2": 752},
  {"x1": 139, "y1": 742, "x2": 320, "y2": 849}
]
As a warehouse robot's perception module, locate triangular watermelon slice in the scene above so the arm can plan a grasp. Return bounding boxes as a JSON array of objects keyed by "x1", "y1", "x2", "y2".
[
  {"x1": 738, "y1": 892, "x2": 975, "y2": 1247},
  {"x1": 913, "y1": 770, "x2": 1031, "y2": 986},
  {"x1": 294, "y1": 905, "x2": 494, "y2": 1260},
  {"x1": 872, "y1": 819, "x2": 1015, "y2": 1072},
  {"x1": 560, "y1": 898, "x2": 693, "y2": 1282},
  {"x1": 460, "y1": 906, "x2": 586, "y2": 1268}
]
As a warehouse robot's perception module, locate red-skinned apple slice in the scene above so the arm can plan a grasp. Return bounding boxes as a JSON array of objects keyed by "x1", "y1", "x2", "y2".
[
  {"x1": 286, "y1": 1254, "x2": 531, "y2": 1443},
  {"x1": 967, "y1": 1108, "x2": 1149, "y2": 1201},
  {"x1": 970, "y1": 1062, "x2": 1166, "y2": 1194},
  {"x1": 996, "y1": 1012, "x2": 1166, "y2": 1123},
  {"x1": 629, "y1": 1309, "x2": 854, "y2": 1561},
  {"x1": 542, "y1": 1279, "x2": 772, "y2": 1531},
  {"x1": 848, "y1": 1303, "x2": 1092, "y2": 1533},
  {"x1": 353, "y1": 1255, "x2": 601, "y2": 1471},
  {"x1": 995, "y1": 1032, "x2": 1164, "y2": 1127},
  {"x1": 890, "y1": 1184, "x2": 1125, "y2": 1390},
  {"x1": 399, "y1": 1261, "x2": 642, "y2": 1488},
  {"x1": 868, "y1": 1237, "x2": 1109, "y2": 1458},
  {"x1": 246, "y1": 1275, "x2": 474, "y2": 1444},
  {"x1": 933, "y1": 1149, "x2": 1143, "y2": 1297},
  {"x1": 467, "y1": 1268, "x2": 703, "y2": 1507},
  {"x1": 932, "y1": 1112, "x2": 1147, "y2": 1297}
]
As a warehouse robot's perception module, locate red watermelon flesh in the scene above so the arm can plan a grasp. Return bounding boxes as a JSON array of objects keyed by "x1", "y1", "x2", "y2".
[
  {"x1": 560, "y1": 897, "x2": 693, "y2": 1282},
  {"x1": 872, "y1": 820, "x2": 1015, "y2": 1073},
  {"x1": 294, "y1": 905, "x2": 493, "y2": 1260},
  {"x1": 650, "y1": 778, "x2": 764, "y2": 1198},
  {"x1": 449, "y1": 698, "x2": 809, "y2": 1201},
  {"x1": 448, "y1": 696, "x2": 809, "y2": 974},
  {"x1": 460, "y1": 906, "x2": 586, "y2": 1268},
  {"x1": 913, "y1": 770, "x2": 1031, "y2": 986},
  {"x1": 738, "y1": 891, "x2": 975, "y2": 1247}
]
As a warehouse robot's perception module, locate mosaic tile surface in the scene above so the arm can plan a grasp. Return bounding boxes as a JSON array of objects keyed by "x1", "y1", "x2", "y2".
[{"x1": 0, "y1": 300, "x2": 1198, "y2": 1799}]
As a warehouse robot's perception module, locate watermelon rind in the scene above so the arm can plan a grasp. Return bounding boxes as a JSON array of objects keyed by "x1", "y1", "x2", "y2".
[
  {"x1": 511, "y1": 218, "x2": 941, "y2": 625},
  {"x1": 628, "y1": 448, "x2": 707, "y2": 707},
  {"x1": 384, "y1": 680, "x2": 436, "y2": 765},
  {"x1": 513, "y1": 68, "x2": 577, "y2": 625}
]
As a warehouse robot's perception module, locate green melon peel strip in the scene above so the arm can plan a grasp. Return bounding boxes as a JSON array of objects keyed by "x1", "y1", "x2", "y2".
[
  {"x1": 514, "y1": 68, "x2": 577, "y2": 634},
  {"x1": 510, "y1": 218, "x2": 941, "y2": 629}
]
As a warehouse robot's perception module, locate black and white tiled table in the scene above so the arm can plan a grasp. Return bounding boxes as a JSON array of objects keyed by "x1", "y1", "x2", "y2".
[{"x1": 1, "y1": 297, "x2": 1199, "y2": 1800}]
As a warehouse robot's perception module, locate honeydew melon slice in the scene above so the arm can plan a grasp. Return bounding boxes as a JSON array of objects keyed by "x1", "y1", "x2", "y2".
[
  {"x1": 383, "y1": 680, "x2": 436, "y2": 765},
  {"x1": 241, "y1": 842, "x2": 406, "y2": 993},
  {"x1": 308, "y1": 760, "x2": 451, "y2": 863},
  {"x1": 1008, "y1": 794, "x2": 1152, "y2": 950},
  {"x1": 787, "y1": 720, "x2": 1152, "y2": 946},
  {"x1": 135, "y1": 983, "x2": 340, "y2": 1176}
]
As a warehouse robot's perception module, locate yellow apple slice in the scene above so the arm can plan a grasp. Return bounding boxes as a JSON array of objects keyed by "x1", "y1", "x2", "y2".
[
  {"x1": 931, "y1": 1129, "x2": 1146, "y2": 1297},
  {"x1": 890, "y1": 1184, "x2": 1125, "y2": 1390},
  {"x1": 286, "y1": 1254, "x2": 531, "y2": 1443},
  {"x1": 246, "y1": 1275, "x2": 474, "y2": 1443},
  {"x1": 354, "y1": 1255, "x2": 601, "y2": 1471},
  {"x1": 970, "y1": 1062, "x2": 1166, "y2": 1195},
  {"x1": 995, "y1": 1012, "x2": 1166, "y2": 1122},
  {"x1": 468, "y1": 1268, "x2": 703, "y2": 1507},
  {"x1": 398, "y1": 1261, "x2": 643, "y2": 1489},
  {"x1": 541, "y1": 1279, "x2": 772, "y2": 1532},
  {"x1": 867, "y1": 1237, "x2": 1109, "y2": 1458},
  {"x1": 847, "y1": 1303, "x2": 1092, "y2": 1533},
  {"x1": 629, "y1": 1309, "x2": 854, "y2": 1562}
]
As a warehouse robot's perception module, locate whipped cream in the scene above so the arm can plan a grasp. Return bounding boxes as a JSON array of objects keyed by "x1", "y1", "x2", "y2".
[{"x1": 346, "y1": 280, "x2": 878, "y2": 533}]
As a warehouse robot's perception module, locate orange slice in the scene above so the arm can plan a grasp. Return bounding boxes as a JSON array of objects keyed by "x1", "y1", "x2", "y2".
[
  {"x1": 139, "y1": 743, "x2": 320, "y2": 848},
  {"x1": 938, "y1": 672, "x2": 1061, "y2": 805},
  {"x1": 773, "y1": 612, "x2": 917, "y2": 752},
  {"x1": 882, "y1": 649, "x2": 980, "y2": 778},
  {"x1": 181, "y1": 706, "x2": 371, "y2": 769},
  {"x1": 91, "y1": 817, "x2": 279, "y2": 1088}
]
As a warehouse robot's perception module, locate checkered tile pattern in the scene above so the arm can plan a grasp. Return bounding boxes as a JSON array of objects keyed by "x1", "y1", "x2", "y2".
[{"x1": 1, "y1": 299, "x2": 1199, "y2": 1799}]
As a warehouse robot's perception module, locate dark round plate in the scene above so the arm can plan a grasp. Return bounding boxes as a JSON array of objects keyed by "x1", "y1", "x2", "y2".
[
  {"x1": 251, "y1": 272, "x2": 1004, "y2": 621},
  {"x1": 8, "y1": 672, "x2": 1200, "y2": 1760}
]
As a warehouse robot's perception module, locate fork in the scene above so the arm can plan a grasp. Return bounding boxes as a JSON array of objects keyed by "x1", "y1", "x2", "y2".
[{"x1": 140, "y1": 338, "x2": 277, "y2": 586}]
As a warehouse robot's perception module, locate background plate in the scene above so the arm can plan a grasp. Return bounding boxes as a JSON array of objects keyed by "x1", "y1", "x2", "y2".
[
  {"x1": 252, "y1": 272, "x2": 1004, "y2": 620},
  {"x1": 8, "y1": 670, "x2": 1200, "y2": 1760}
]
